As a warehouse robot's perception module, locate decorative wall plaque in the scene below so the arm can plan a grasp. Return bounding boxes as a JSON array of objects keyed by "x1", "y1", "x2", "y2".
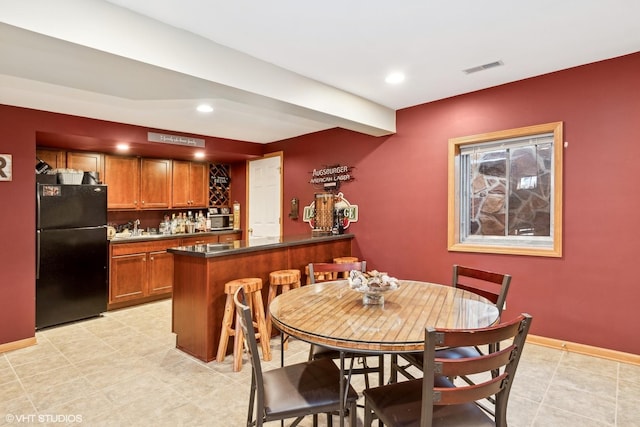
[
  {"x1": 309, "y1": 164, "x2": 354, "y2": 191},
  {"x1": 0, "y1": 154, "x2": 12, "y2": 181},
  {"x1": 303, "y1": 192, "x2": 358, "y2": 230},
  {"x1": 148, "y1": 132, "x2": 205, "y2": 147}
]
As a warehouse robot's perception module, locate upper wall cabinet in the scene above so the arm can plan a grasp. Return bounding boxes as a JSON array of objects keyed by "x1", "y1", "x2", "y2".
[
  {"x1": 172, "y1": 160, "x2": 208, "y2": 208},
  {"x1": 66, "y1": 152, "x2": 104, "y2": 180},
  {"x1": 140, "y1": 158, "x2": 172, "y2": 209},
  {"x1": 36, "y1": 148, "x2": 66, "y2": 170},
  {"x1": 104, "y1": 156, "x2": 140, "y2": 209},
  {"x1": 104, "y1": 156, "x2": 171, "y2": 210}
]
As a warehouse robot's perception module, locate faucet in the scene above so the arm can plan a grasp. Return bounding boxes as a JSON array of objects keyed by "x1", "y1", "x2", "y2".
[{"x1": 133, "y1": 219, "x2": 140, "y2": 236}]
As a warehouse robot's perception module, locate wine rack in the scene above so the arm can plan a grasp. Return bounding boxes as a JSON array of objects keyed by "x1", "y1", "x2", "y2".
[{"x1": 209, "y1": 163, "x2": 231, "y2": 207}]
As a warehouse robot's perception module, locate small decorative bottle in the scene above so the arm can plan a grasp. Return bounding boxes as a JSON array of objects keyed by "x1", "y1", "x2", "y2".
[{"x1": 233, "y1": 201, "x2": 240, "y2": 230}]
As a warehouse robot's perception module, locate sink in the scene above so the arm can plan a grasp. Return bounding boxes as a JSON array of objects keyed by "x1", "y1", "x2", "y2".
[{"x1": 206, "y1": 243, "x2": 233, "y2": 251}]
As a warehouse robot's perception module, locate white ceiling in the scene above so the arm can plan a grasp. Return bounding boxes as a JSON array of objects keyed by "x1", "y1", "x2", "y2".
[{"x1": 2, "y1": 0, "x2": 639, "y2": 144}]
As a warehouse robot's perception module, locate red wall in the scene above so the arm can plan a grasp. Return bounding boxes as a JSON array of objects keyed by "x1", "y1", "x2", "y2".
[
  {"x1": 0, "y1": 107, "x2": 252, "y2": 346},
  {"x1": 272, "y1": 52, "x2": 640, "y2": 355},
  {"x1": 0, "y1": 111, "x2": 38, "y2": 343},
  {"x1": 1, "y1": 52, "x2": 639, "y2": 355}
]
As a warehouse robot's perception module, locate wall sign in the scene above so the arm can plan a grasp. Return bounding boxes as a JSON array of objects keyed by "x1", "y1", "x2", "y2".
[
  {"x1": 148, "y1": 132, "x2": 205, "y2": 148},
  {"x1": 309, "y1": 164, "x2": 354, "y2": 190},
  {"x1": 212, "y1": 176, "x2": 229, "y2": 185},
  {"x1": 0, "y1": 154, "x2": 12, "y2": 181},
  {"x1": 303, "y1": 192, "x2": 359, "y2": 230}
]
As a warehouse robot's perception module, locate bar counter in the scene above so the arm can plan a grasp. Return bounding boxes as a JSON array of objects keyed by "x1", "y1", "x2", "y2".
[
  {"x1": 167, "y1": 233, "x2": 353, "y2": 258},
  {"x1": 168, "y1": 233, "x2": 354, "y2": 362}
]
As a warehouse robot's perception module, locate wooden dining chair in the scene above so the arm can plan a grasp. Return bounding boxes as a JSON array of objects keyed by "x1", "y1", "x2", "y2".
[
  {"x1": 307, "y1": 261, "x2": 386, "y2": 389},
  {"x1": 364, "y1": 313, "x2": 532, "y2": 427},
  {"x1": 307, "y1": 261, "x2": 366, "y2": 283},
  {"x1": 391, "y1": 264, "x2": 512, "y2": 387},
  {"x1": 451, "y1": 264, "x2": 511, "y2": 315},
  {"x1": 234, "y1": 287, "x2": 358, "y2": 427}
]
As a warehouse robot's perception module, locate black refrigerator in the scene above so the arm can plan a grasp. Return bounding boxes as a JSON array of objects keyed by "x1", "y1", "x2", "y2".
[{"x1": 36, "y1": 184, "x2": 108, "y2": 329}]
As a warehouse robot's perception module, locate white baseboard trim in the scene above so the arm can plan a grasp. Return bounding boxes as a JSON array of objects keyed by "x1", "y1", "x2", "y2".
[{"x1": 527, "y1": 334, "x2": 640, "y2": 366}]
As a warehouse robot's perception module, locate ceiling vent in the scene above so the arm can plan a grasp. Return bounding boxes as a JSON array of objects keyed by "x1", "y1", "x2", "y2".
[{"x1": 463, "y1": 60, "x2": 504, "y2": 74}]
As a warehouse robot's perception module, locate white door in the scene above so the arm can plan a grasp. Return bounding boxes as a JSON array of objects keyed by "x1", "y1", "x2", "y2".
[{"x1": 247, "y1": 154, "x2": 282, "y2": 240}]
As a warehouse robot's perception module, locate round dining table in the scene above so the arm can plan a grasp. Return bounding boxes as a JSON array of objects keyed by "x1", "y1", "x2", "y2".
[
  {"x1": 269, "y1": 279, "x2": 500, "y2": 427},
  {"x1": 269, "y1": 279, "x2": 500, "y2": 354}
]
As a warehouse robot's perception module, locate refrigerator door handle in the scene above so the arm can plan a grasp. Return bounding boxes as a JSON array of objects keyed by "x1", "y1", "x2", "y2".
[{"x1": 36, "y1": 230, "x2": 41, "y2": 280}]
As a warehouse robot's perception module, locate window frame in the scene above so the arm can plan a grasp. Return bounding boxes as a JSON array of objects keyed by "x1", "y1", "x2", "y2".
[{"x1": 447, "y1": 122, "x2": 563, "y2": 257}]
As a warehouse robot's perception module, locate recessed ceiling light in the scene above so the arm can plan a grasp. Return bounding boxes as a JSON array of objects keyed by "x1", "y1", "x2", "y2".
[
  {"x1": 196, "y1": 104, "x2": 214, "y2": 113},
  {"x1": 385, "y1": 72, "x2": 405, "y2": 84},
  {"x1": 116, "y1": 143, "x2": 129, "y2": 151},
  {"x1": 194, "y1": 152, "x2": 205, "y2": 159}
]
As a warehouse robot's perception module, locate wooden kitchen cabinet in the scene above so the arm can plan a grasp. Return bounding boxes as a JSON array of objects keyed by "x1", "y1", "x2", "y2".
[
  {"x1": 104, "y1": 155, "x2": 140, "y2": 209},
  {"x1": 66, "y1": 151, "x2": 104, "y2": 179},
  {"x1": 140, "y1": 158, "x2": 172, "y2": 209},
  {"x1": 147, "y1": 250, "x2": 174, "y2": 295},
  {"x1": 172, "y1": 160, "x2": 208, "y2": 208},
  {"x1": 36, "y1": 148, "x2": 66, "y2": 169},
  {"x1": 109, "y1": 239, "x2": 178, "y2": 309},
  {"x1": 180, "y1": 235, "x2": 220, "y2": 246},
  {"x1": 218, "y1": 233, "x2": 241, "y2": 243},
  {"x1": 104, "y1": 155, "x2": 171, "y2": 210},
  {"x1": 110, "y1": 252, "x2": 147, "y2": 303}
]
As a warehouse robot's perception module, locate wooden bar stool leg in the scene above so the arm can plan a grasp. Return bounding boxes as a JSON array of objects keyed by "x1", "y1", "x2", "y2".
[
  {"x1": 252, "y1": 291, "x2": 272, "y2": 361},
  {"x1": 232, "y1": 310, "x2": 244, "y2": 372},
  {"x1": 216, "y1": 293, "x2": 235, "y2": 362},
  {"x1": 265, "y1": 284, "x2": 278, "y2": 339},
  {"x1": 268, "y1": 270, "x2": 301, "y2": 351}
]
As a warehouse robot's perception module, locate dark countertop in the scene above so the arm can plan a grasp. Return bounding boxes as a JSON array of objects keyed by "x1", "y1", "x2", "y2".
[
  {"x1": 109, "y1": 229, "x2": 241, "y2": 244},
  {"x1": 167, "y1": 233, "x2": 354, "y2": 258}
]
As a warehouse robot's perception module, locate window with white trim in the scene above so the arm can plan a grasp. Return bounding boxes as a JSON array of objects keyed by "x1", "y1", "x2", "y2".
[{"x1": 448, "y1": 122, "x2": 563, "y2": 257}]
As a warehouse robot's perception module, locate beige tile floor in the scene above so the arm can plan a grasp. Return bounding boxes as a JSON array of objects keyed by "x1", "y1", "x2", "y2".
[{"x1": 1, "y1": 299, "x2": 639, "y2": 426}]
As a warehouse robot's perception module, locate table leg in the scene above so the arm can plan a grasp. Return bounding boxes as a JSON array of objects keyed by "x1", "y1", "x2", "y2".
[
  {"x1": 280, "y1": 334, "x2": 284, "y2": 368},
  {"x1": 339, "y1": 351, "x2": 345, "y2": 427}
]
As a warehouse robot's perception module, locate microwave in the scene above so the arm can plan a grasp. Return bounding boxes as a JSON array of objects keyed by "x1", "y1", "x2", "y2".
[{"x1": 209, "y1": 214, "x2": 233, "y2": 229}]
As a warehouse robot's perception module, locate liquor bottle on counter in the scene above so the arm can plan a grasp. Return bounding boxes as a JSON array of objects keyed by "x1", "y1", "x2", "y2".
[
  {"x1": 197, "y1": 211, "x2": 206, "y2": 231},
  {"x1": 170, "y1": 213, "x2": 178, "y2": 234},
  {"x1": 179, "y1": 213, "x2": 186, "y2": 233},
  {"x1": 205, "y1": 211, "x2": 212, "y2": 231}
]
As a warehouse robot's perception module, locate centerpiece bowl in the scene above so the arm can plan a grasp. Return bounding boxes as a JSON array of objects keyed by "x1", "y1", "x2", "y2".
[{"x1": 348, "y1": 270, "x2": 399, "y2": 305}]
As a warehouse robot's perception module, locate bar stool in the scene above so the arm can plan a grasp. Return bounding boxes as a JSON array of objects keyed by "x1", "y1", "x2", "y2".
[
  {"x1": 266, "y1": 269, "x2": 301, "y2": 349},
  {"x1": 333, "y1": 256, "x2": 360, "y2": 278},
  {"x1": 217, "y1": 277, "x2": 271, "y2": 372}
]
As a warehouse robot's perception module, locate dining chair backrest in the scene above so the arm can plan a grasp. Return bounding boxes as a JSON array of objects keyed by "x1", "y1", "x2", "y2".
[
  {"x1": 453, "y1": 264, "x2": 511, "y2": 315},
  {"x1": 421, "y1": 313, "x2": 532, "y2": 426},
  {"x1": 308, "y1": 261, "x2": 366, "y2": 283},
  {"x1": 234, "y1": 287, "x2": 265, "y2": 396},
  {"x1": 235, "y1": 286, "x2": 359, "y2": 426}
]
